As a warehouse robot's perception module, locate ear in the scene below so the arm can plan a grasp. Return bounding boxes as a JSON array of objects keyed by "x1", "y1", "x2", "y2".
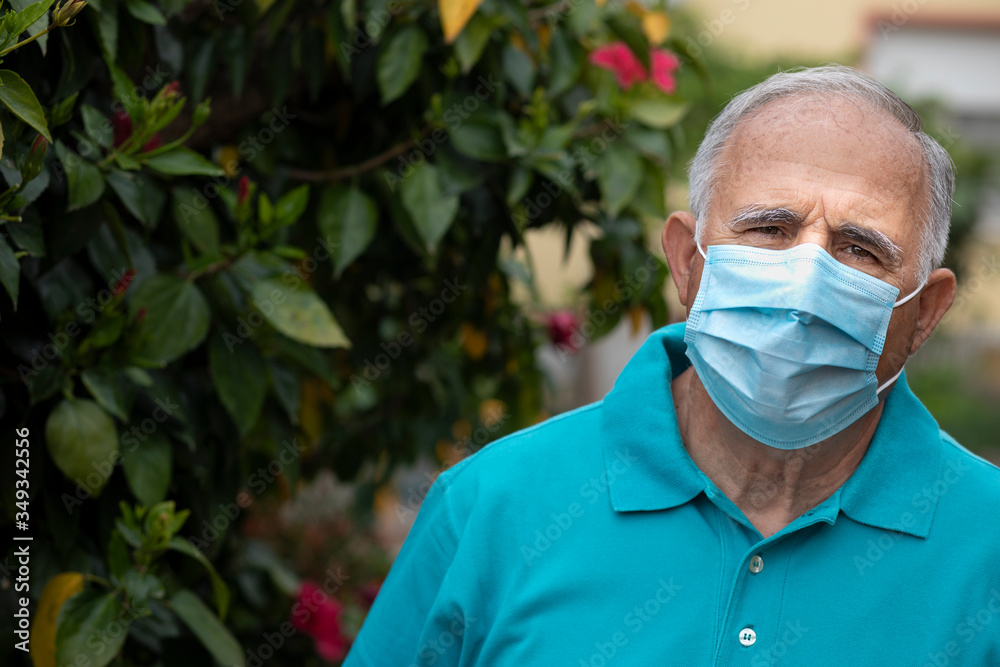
[
  {"x1": 908, "y1": 267, "x2": 956, "y2": 355},
  {"x1": 662, "y1": 211, "x2": 700, "y2": 307}
]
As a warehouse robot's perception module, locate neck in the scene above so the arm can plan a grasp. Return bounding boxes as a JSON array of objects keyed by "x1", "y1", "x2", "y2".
[{"x1": 672, "y1": 367, "x2": 880, "y2": 538}]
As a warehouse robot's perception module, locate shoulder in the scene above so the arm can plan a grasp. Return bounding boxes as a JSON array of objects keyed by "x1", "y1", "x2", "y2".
[
  {"x1": 427, "y1": 402, "x2": 607, "y2": 526},
  {"x1": 931, "y1": 430, "x2": 1000, "y2": 543}
]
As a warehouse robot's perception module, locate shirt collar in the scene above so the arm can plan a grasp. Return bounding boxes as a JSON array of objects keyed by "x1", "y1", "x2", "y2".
[{"x1": 600, "y1": 322, "x2": 944, "y2": 538}]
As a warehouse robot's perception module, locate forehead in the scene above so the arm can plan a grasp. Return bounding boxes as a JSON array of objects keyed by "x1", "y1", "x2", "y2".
[{"x1": 711, "y1": 93, "x2": 928, "y2": 230}]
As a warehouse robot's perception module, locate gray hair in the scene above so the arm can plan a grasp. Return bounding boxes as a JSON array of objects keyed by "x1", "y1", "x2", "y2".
[{"x1": 688, "y1": 65, "x2": 954, "y2": 282}]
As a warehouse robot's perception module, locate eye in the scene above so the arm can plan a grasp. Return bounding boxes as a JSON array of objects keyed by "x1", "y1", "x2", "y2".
[
  {"x1": 749, "y1": 225, "x2": 784, "y2": 236},
  {"x1": 845, "y1": 244, "x2": 874, "y2": 259}
]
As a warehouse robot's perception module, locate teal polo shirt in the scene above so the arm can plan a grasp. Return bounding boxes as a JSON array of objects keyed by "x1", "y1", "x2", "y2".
[{"x1": 344, "y1": 323, "x2": 1000, "y2": 666}]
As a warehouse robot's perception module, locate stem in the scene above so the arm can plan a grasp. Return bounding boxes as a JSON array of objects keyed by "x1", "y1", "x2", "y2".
[
  {"x1": 286, "y1": 126, "x2": 433, "y2": 183},
  {"x1": 0, "y1": 27, "x2": 53, "y2": 58}
]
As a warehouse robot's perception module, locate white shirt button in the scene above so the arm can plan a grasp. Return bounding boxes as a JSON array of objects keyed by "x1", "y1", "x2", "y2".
[
  {"x1": 749, "y1": 555, "x2": 764, "y2": 574},
  {"x1": 739, "y1": 627, "x2": 757, "y2": 646}
]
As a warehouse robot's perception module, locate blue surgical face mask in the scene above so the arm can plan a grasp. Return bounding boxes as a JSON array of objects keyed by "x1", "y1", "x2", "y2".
[{"x1": 684, "y1": 242, "x2": 925, "y2": 450}]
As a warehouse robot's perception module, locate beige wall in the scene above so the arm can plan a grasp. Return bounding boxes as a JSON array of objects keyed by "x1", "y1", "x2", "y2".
[{"x1": 678, "y1": 0, "x2": 1000, "y2": 62}]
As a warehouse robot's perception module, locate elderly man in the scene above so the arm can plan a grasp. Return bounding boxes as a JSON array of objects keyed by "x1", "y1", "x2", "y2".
[{"x1": 344, "y1": 66, "x2": 1000, "y2": 666}]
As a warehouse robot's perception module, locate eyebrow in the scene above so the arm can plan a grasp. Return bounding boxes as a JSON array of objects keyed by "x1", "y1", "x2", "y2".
[{"x1": 723, "y1": 204, "x2": 904, "y2": 269}]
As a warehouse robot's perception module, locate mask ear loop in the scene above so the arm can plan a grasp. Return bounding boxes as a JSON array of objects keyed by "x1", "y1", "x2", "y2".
[
  {"x1": 878, "y1": 276, "x2": 928, "y2": 394},
  {"x1": 696, "y1": 242, "x2": 707, "y2": 259}
]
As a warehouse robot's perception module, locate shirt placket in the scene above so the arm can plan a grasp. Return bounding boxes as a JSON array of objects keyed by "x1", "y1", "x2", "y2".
[{"x1": 705, "y1": 488, "x2": 841, "y2": 666}]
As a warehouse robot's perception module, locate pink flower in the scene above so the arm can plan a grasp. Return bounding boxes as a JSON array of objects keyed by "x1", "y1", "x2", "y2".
[
  {"x1": 589, "y1": 42, "x2": 681, "y2": 93},
  {"x1": 545, "y1": 310, "x2": 582, "y2": 354},
  {"x1": 589, "y1": 42, "x2": 647, "y2": 90},
  {"x1": 291, "y1": 581, "x2": 348, "y2": 662},
  {"x1": 651, "y1": 50, "x2": 681, "y2": 93}
]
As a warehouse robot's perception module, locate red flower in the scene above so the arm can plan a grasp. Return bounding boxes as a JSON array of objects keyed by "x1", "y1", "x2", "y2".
[
  {"x1": 31, "y1": 134, "x2": 47, "y2": 153},
  {"x1": 291, "y1": 581, "x2": 348, "y2": 662},
  {"x1": 162, "y1": 81, "x2": 180, "y2": 97},
  {"x1": 545, "y1": 310, "x2": 581, "y2": 353},
  {"x1": 589, "y1": 41, "x2": 681, "y2": 93},
  {"x1": 113, "y1": 268, "x2": 138, "y2": 296},
  {"x1": 111, "y1": 110, "x2": 163, "y2": 151},
  {"x1": 589, "y1": 42, "x2": 646, "y2": 90},
  {"x1": 651, "y1": 50, "x2": 681, "y2": 94},
  {"x1": 237, "y1": 176, "x2": 251, "y2": 205},
  {"x1": 112, "y1": 110, "x2": 133, "y2": 148}
]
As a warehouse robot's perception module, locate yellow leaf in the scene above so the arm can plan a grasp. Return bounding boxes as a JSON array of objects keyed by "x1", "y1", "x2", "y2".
[
  {"x1": 536, "y1": 24, "x2": 552, "y2": 54},
  {"x1": 30, "y1": 573, "x2": 85, "y2": 667},
  {"x1": 439, "y1": 0, "x2": 485, "y2": 44},
  {"x1": 595, "y1": 0, "x2": 607, "y2": 7},
  {"x1": 459, "y1": 323, "x2": 488, "y2": 360},
  {"x1": 629, "y1": 306, "x2": 644, "y2": 336},
  {"x1": 216, "y1": 145, "x2": 240, "y2": 177},
  {"x1": 625, "y1": 1, "x2": 645, "y2": 17},
  {"x1": 642, "y1": 12, "x2": 671, "y2": 46}
]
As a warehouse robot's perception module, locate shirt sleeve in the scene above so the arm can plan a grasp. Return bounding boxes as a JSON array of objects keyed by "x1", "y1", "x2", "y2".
[{"x1": 343, "y1": 473, "x2": 467, "y2": 666}]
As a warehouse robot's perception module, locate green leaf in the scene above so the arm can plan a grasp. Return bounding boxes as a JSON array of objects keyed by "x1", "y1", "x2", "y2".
[
  {"x1": 595, "y1": 142, "x2": 643, "y2": 218},
  {"x1": 125, "y1": 0, "x2": 166, "y2": 24},
  {"x1": 121, "y1": 431, "x2": 172, "y2": 507},
  {"x1": 106, "y1": 170, "x2": 166, "y2": 228},
  {"x1": 80, "y1": 367, "x2": 128, "y2": 420},
  {"x1": 7, "y1": 0, "x2": 54, "y2": 54},
  {"x1": 502, "y1": 44, "x2": 535, "y2": 97},
  {"x1": 273, "y1": 183, "x2": 309, "y2": 227},
  {"x1": 454, "y1": 13, "x2": 491, "y2": 72},
  {"x1": 399, "y1": 162, "x2": 458, "y2": 253},
  {"x1": 209, "y1": 332, "x2": 266, "y2": 436},
  {"x1": 166, "y1": 543, "x2": 229, "y2": 617},
  {"x1": 629, "y1": 162, "x2": 667, "y2": 219},
  {"x1": 377, "y1": 25, "x2": 428, "y2": 105},
  {"x1": 172, "y1": 187, "x2": 220, "y2": 256},
  {"x1": 55, "y1": 142, "x2": 105, "y2": 211},
  {"x1": 548, "y1": 29, "x2": 582, "y2": 97},
  {"x1": 249, "y1": 278, "x2": 351, "y2": 349},
  {"x1": 129, "y1": 274, "x2": 211, "y2": 366},
  {"x1": 55, "y1": 590, "x2": 127, "y2": 667},
  {"x1": 450, "y1": 118, "x2": 507, "y2": 162},
  {"x1": 0, "y1": 70, "x2": 52, "y2": 142},
  {"x1": 80, "y1": 104, "x2": 112, "y2": 148},
  {"x1": 0, "y1": 233, "x2": 20, "y2": 309},
  {"x1": 317, "y1": 185, "x2": 378, "y2": 277},
  {"x1": 144, "y1": 147, "x2": 225, "y2": 177},
  {"x1": 48, "y1": 93, "x2": 78, "y2": 128},
  {"x1": 170, "y1": 589, "x2": 243, "y2": 665},
  {"x1": 630, "y1": 100, "x2": 689, "y2": 129},
  {"x1": 45, "y1": 399, "x2": 119, "y2": 494},
  {"x1": 268, "y1": 360, "x2": 300, "y2": 424},
  {"x1": 96, "y1": 4, "x2": 119, "y2": 61}
]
